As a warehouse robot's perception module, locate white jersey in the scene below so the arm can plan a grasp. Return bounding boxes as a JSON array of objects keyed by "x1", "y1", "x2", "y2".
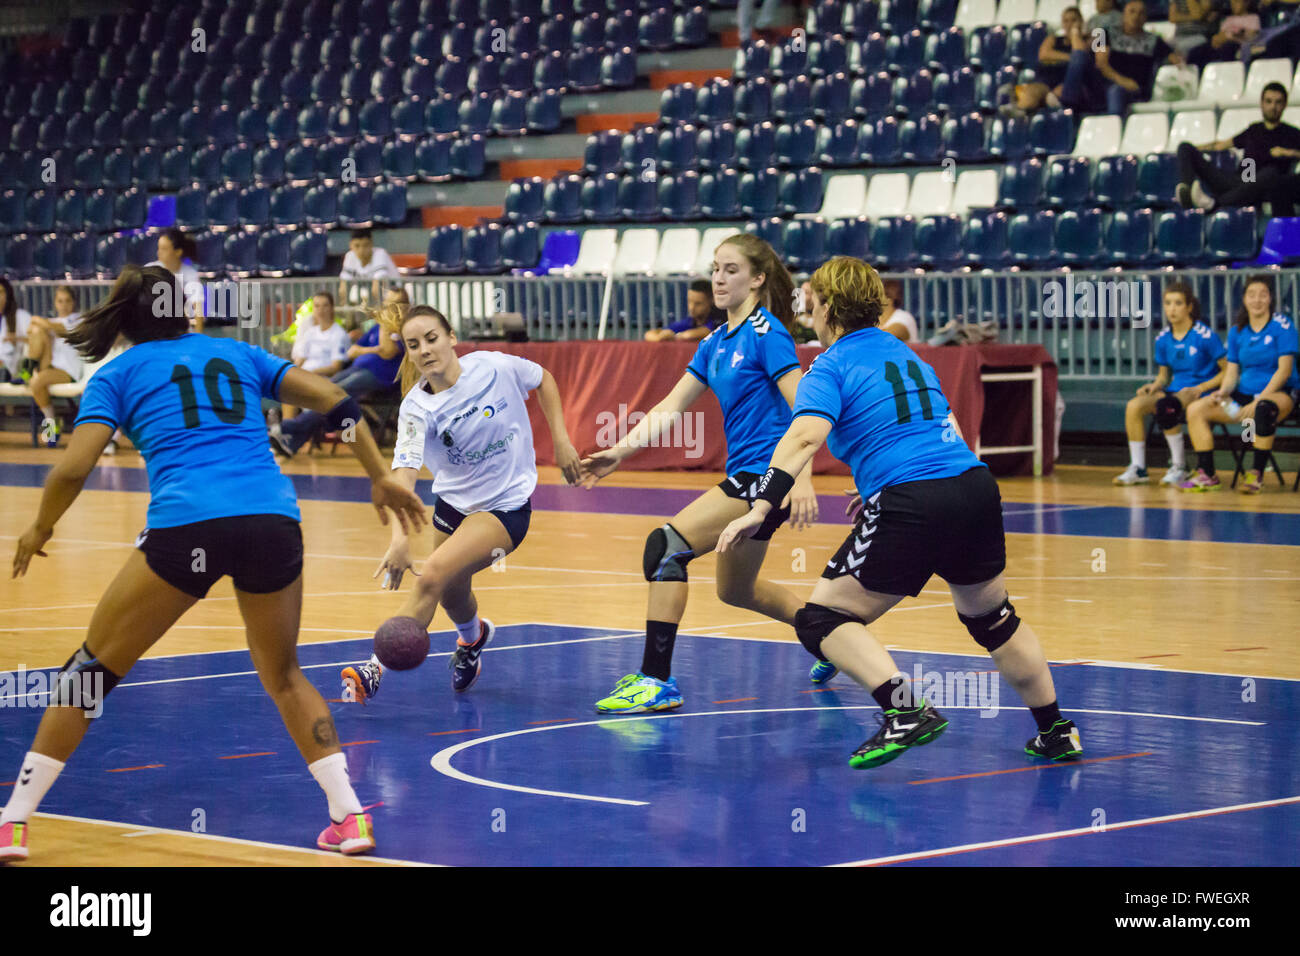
[
  {"x1": 1, "y1": 309, "x2": 32, "y2": 380},
  {"x1": 49, "y1": 312, "x2": 83, "y2": 379},
  {"x1": 292, "y1": 321, "x2": 351, "y2": 373},
  {"x1": 392, "y1": 350, "x2": 544, "y2": 513}
]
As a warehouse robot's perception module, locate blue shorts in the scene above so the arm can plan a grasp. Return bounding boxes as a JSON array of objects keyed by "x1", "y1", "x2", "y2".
[{"x1": 432, "y1": 497, "x2": 531, "y2": 551}]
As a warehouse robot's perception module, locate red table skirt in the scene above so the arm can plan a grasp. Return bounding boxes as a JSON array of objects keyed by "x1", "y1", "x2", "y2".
[{"x1": 455, "y1": 341, "x2": 1056, "y2": 477}]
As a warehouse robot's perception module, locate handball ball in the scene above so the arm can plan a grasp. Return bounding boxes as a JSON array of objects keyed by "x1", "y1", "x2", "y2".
[{"x1": 374, "y1": 616, "x2": 430, "y2": 671}]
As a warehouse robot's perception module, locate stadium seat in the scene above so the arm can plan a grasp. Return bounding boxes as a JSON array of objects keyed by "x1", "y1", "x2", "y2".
[
  {"x1": 864, "y1": 172, "x2": 911, "y2": 217},
  {"x1": 962, "y1": 210, "x2": 1009, "y2": 265},
  {"x1": 585, "y1": 130, "x2": 623, "y2": 175},
  {"x1": 1119, "y1": 112, "x2": 1169, "y2": 154},
  {"x1": 450, "y1": 135, "x2": 486, "y2": 178},
  {"x1": 906, "y1": 170, "x2": 954, "y2": 216},
  {"x1": 1044, "y1": 156, "x2": 1092, "y2": 207},
  {"x1": 289, "y1": 229, "x2": 328, "y2": 275},
  {"x1": 659, "y1": 170, "x2": 701, "y2": 220},
  {"x1": 501, "y1": 222, "x2": 540, "y2": 271},
  {"x1": 783, "y1": 219, "x2": 829, "y2": 271},
  {"x1": 222, "y1": 232, "x2": 258, "y2": 279},
  {"x1": 851, "y1": 71, "x2": 893, "y2": 121},
  {"x1": 1239, "y1": 58, "x2": 1292, "y2": 104},
  {"x1": 93, "y1": 234, "x2": 127, "y2": 278},
  {"x1": 776, "y1": 120, "x2": 819, "y2": 167},
  {"x1": 1072, "y1": 115, "x2": 1122, "y2": 158},
  {"x1": 926, "y1": 27, "x2": 967, "y2": 73},
  {"x1": 205, "y1": 185, "x2": 240, "y2": 231},
  {"x1": 571, "y1": 227, "x2": 618, "y2": 275},
  {"x1": 1103, "y1": 207, "x2": 1154, "y2": 265},
  {"x1": 779, "y1": 167, "x2": 825, "y2": 215},
  {"x1": 998, "y1": 158, "x2": 1045, "y2": 208},
  {"x1": 950, "y1": 168, "x2": 999, "y2": 213},
  {"x1": 601, "y1": 47, "x2": 639, "y2": 89},
  {"x1": 426, "y1": 95, "x2": 461, "y2": 135},
  {"x1": 427, "y1": 225, "x2": 465, "y2": 274},
  {"x1": 967, "y1": 24, "x2": 1008, "y2": 72},
  {"x1": 464, "y1": 221, "x2": 504, "y2": 274},
  {"x1": 843, "y1": 0, "x2": 882, "y2": 35},
  {"x1": 698, "y1": 123, "x2": 737, "y2": 170},
  {"x1": 806, "y1": 173, "x2": 867, "y2": 220},
  {"x1": 914, "y1": 215, "x2": 963, "y2": 267},
  {"x1": 733, "y1": 42, "x2": 771, "y2": 83},
  {"x1": 612, "y1": 228, "x2": 659, "y2": 276},
  {"x1": 887, "y1": 29, "x2": 928, "y2": 74},
  {"x1": 934, "y1": 67, "x2": 978, "y2": 114},
  {"x1": 1205, "y1": 206, "x2": 1258, "y2": 261},
  {"x1": 884, "y1": 0, "x2": 921, "y2": 31},
  {"x1": 737, "y1": 122, "x2": 777, "y2": 169},
  {"x1": 987, "y1": 114, "x2": 1031, "y2": 160},
  {"x1": 900, "y1": 113, "x2": 942, "y2": 163},
  {"x1": 239, "y1": 185, "x2": 271, "y2": 228},
  {"x1": 1092, "y1": 154, "x2": 1140, "y2": 207},
  {"x1": 55, "y1": 190, "x2": 84, "y2": 233},
  {"x1": 578, "y1": 170, "x2": 618, "y2": 222},
  {"x1": 618, "y1": 174, "x2": 658, "y2": 222},
  {"x1": 533, "y1": 229, "x2": 581, "y2": 275},
  {"x1": 850, "y1": 32, "x2": 889, "y2": 75},
  {"x1": 1028, "y1": 109, "x2": 1075, "y2": 156},
  {"x1": 110, "y1": 188, "x2": 145, "y2": 232},
  {"x1": 1167, "y1": 109, "x2": 1217, "y2": 149},
  {"x1": 658, "y1": 123, "x2": 700, "y2": 172},
  {"x1": 660, "y1": 83, "x2": 697, "y2": 125},
  {"x1": 82, "y1": 189, "x2": 114, "y2": 232},
  {"x1": 505, "y1": 177, "x2": 546, "y2": 223},
  {"x1": 568, "y1": 47, "x2": 602, "y2": 92},
  {"x1": 1197, "y1": 61, "x2": 1246, "y2": 106},
  {"x1": 736, "y1": 77, "x2": 773, "y2": 124},
  {"x1": 257, "y1": 230, "x2": 292, "y2": 277},
  {"x1": 1154, "y1": 208, "x2": 1206, "y2": 263},
  {"x1": 771, "y1": 37, "x2": 809, "y2": 80},
  {"x1": 1008, "y1": 209, "x2": 1056, "y2": 266},
  {"x1": 1217, "y1": 107, "x2": 1258, "y2": 141},
  {"x1": 868, "y1": 215, "x2": 916, "y2": 267},
  {"x1": 813, "y1": 72, "x2": 853, "y2": 122},
  {"x1": 941, "y1": 111, "x2": 987, "y2": 161},
  {"x1": 527, "y1": 89, "x2": 563, "y2": 132},
  {"x1": 545, "y1": 172, "x2": 584, "y2": 223},
  {"x1": 33, "y1": 234, "x2": 65, "y2": 280},
  {"x1": 739, "y1": 167, "x2": 781, "y2": 218},
  {"x1": 303, "y1": 184, "x2": 339, "y2": 226},
  {"x1": 1055, "y1": 207, "x2": 1104, "y2": 265},
  {"x1": 774, "y1": 77, "x2": 814, "y2": 124},
  {"x1": 744, "y1": 217, "x2": 785, "y2": 255},
  {"x1": 810, "y1": 36, "x2": 850, "y2": 77},
  {"x1": 861, "y1": 116, "x2": 902, "y2": 163},
  {"x1": 816, "y1": 119, "x2": 861, "y2": 167},
  {"x1": 652, "y1": 227, "x2": 701, "y2": 275},
  {"x1": 337, "y1": 185, "x2": 374, "y2": 228},
  {"x1": 826, "y1": 216, "x2": 871, "y2": 258},
  {"x1": 893, "y1": 70, "x2": 935, "y2": 116},
  {"x1": 700, "y1": 168, "x2": 741, "y2": 219}
]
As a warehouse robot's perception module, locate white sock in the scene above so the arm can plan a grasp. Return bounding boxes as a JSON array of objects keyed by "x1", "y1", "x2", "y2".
[
  {"x1": 1165, "y1": 432, "x2": 1185, "y2": 469},
  {"x1": 455, "y1": 615, "x2": 482, "y2": 645},
  {"x1": 0, "y1": 752, "x2": 65, "y2": 825},
  {"x1": 39, "y1": 405, "x2": 55, "y2": 421},
  {"x1": 1129, "y1": 441, "x2": 1146, "y2": 469},
  {"x1": 308, "y1": 752, "x2": 363, "y2": 823},
  {"x1": 367, "y1": 654, "x2": 385, "y2": 673}
]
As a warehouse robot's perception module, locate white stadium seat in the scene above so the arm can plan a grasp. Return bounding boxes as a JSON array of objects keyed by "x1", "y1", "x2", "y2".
[
  {"x1": 611, "y1": 228, "x2": 660, "y2": 276},
  {"x1": 905, "y1": 171, "x2": 955, "y2": 216},
  {"x1": 693, "y1": 227, "x2": 741, "y2": 277},
  {"x1": 1197, "y1": 61, "x2": 1246, "y2": 106},
  {"x1": 996, "y1": 0, "x2": 1038, "y2": 26},
  {"x1": 950, "y1": 169, "x2": 1000, "y2": 214},
  {"x1": 570, "y1": 228, "x2": 618, "y2": 275},
  {"x1": 800, "y1": 173, "x2": 868, "y2": 220},
  {"x1": 1035, "y1": 0, "x2": 1072, "y2": 26},
  {"x1": 1072, "y1": 114, "x2": 1122, "y2": 157},
  {"x1": 863, "y1": 172, "x2": 911, "y2": 217},
  {"x1": 1239, "y1": 58, "x2": 1294, "y2": 104},
  {"x1": 1120, "y1": 111, "x2": 1169, "y2": 154},
  {"x1": 1167, "y1": 109, "x2": 1217, "y2": 148},
  {"x1": 652, "y1": 227, "x2": 700, "y2": 275},
  {"x1": 1146, "y1": 21, "x2": 1176, "y2": 44},
  {"x1": 1216, "y1": 106, "x2": 1259, "y2": 142},
  {"x1": 954, "y1": 0, "x2": 999, "y2": 31}
]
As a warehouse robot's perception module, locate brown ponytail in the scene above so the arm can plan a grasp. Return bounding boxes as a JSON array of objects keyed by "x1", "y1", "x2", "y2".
[{"x1": 66, "y1": 265, "x2": 190, "y2": 362}]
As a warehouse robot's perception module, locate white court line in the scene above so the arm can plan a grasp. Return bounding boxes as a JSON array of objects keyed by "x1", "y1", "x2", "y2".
[
  {"x1": 31, "y1": 810, "x2": 436, "y2": 865},
  {"x1": 828, "y1": 795, "x2": 1300, "y2": 867},
  {"x1": 430, "y1": 704, "x2": 1268, "y2": 806}
]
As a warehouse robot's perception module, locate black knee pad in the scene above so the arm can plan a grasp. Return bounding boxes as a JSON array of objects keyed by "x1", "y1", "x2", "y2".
[
  {"x1": 643, "y1": 524, "x2": 694, "y2": 582},
  {"x1": 1254, "y1": 399, "x2": 1279, "y2": 437},
  {"x1": 958, "y1": 598, "x2": 1021, "y2": 652},
  {"x1": 1154, "y1": 396, "x2": 1183, "y2": 430},
  {"x1": 793, "y1": 603, "x2": 861, "y2": 663},
  {"x1": 51, "y1": 643, "x2": 120, "y2": 716}
]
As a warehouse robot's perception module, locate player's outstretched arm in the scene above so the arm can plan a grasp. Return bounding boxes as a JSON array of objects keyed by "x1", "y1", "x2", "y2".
[
  {"x1": 775, "y1": 368, "x2": 820, "y2": 531},
  {"x1": 533, "y1": 368, "x2": 583, "y2": 485},
  {"x1": 581, "y1": 371, "x2": 707, "y2": 486},
  {"x1": 375, "y1": 467, "x2": 422, "y2": 590},
  {"x1": 12, "y1": 422, "x2": 113, "y2": 578}
]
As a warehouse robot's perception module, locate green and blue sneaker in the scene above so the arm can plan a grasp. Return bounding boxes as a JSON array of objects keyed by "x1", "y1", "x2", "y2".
[
  {"x1": 849, "y1": 701, "x2": 948, "y2": 769},
  {"x1": 809, "y1": 659, "x2": 838, "y2": 684},
  {"x1": 594, "y1": 673, "x2": 683, "y2": 714},
  {"x1": 1025, "y1": 719, "x2": 1083, "y2": 761}
]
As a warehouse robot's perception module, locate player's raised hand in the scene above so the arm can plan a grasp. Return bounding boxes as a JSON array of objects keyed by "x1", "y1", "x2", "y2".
[
  {"x1": 717, "y1": 510, "x2": 766, "y2": 553},
  {"x1": 373, "y1": 539, "x2": 420, "y2": 590},
  {"x1": 844, "y1": 488, "x2": 864, "y2": 525},
  {"x1": 12, "y1": 523, "x2": 51, "y2": 579},
  {"x1": 370, "y1": 477, "x2": 427, "y2": 536},
  {"x1": 579, "y1": 448, "x2": 622, "y2": 487},
  {"x1": 554, "y1": 438, "x2": 585, "y2": 485}
]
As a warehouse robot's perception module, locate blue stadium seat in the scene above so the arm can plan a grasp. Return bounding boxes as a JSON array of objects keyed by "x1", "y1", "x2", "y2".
[
  {"x1": 415, "y1": 136, "x2": 453, "y2": 180},
  {"x1": 186, "y1": 229, "x2": 221, "y2": 279},
  {"x1": 744, "y1": 216, "x2": 785, "y2": 255},
  {"x1": 739, "y1": 167, "x2": 781, "y2": 218},
  {"x1": 697, "y1": 78, "x2": 736, "y2": 125},
  {"x1": 442, "y1": 24, "x2": 474, "y2": 60},
  {"x1": 544, "y1": 172, "x2": 584, "y2": 223},
  {"x1": 270, "y1": 185, "x2": 307, "y2": 226},
  {"x1": 538, "y1": 14, "x2": 573, "y2": 51},
  {"x1": 4, "y1": 234, "x2": 35, "y2": 275},
  {"x1": 807, "y1": 1, "x2": 845, "y2": 36},
  {"x1": 700, "y1": 168, "x2": 741, "y2": 218},
  {"x1": 33, "y1": 234, "x2": 64, "y2": 280},
  {"x1": 1008, "y1": 210, "x2": 1057, "y2": 266},
  {"x1": 223, "y1": 231, "x2": 258, "y2": 279},
  {"x1": 435, "y1": 58, "x2": 469, "y2": 97},
  {"x1": 920, "y1": 0, "x2": 958, "y2": 30},
  {"x1": 381, "y1": 29, "x2": 413, "y2": 67},
  {"x1": 862, "y1": 115, "x2": 901, "y2": 164},
  {"x1": 64, "y1": 113, "x2": 93, "y2": 151},
  {"x1": 1092, "y1": 155, "x2": 1139, "y2": 207},
  {"x1": 460, "y1": 91, "x2": 496, "y2": 135},
  {"x1": 24, "y1": 189, "x2": 55, "y2": 232},
  {"x1": 530, "y1": 228, "x2": 580, "y2": 275},
  {"x1": 389, "y1": 98, "x2": 424, "y2": 137},
  {"x1": 900, "y1": 113, "x2": 942, "y2": 163},
  {"x1": 968, "y1": 26, "x2": 1009, "y2": 73},
  {"x1": 915, "y1": 215, "x2": 963, "y2": 267},
  {"x1": 1008, "y1": 21, "x2": 1048, "y2": 68},
  {"x1": 961, "y1": 211, "x2": 1009, "y2": 266},
  {"x1": 818, "y1": 119, "x2": 861, "y2": 166},
  {"x1": 338, "y1": 185, "x2": 374, "y2": 228},
  {"x1": 887, "y1": 29, "x2": 927, "y2": 74},
  {"x1": 371, "y1": 181, "x2": 407, "y2": 226},
  {"x1": 94, "y1": 234, "x2": 127, "y2": 278},
  {"x1": 784, "y1": 219, "x2": 828, "y2": 271},
  {"x1": 697, "y1": 123, "x2": 737, "y2": 170},
  {"x1": 893, "y1": 70, "x2": 934, "y2": 116},
  {"x1": 506, "y1": 176, "x2": 546, "y2": 222},
  {"x1": 341, "y1": 64, "x2": 372, "y2": 102},
  {"x1": 986, "y1": 112, "x2": 1030, "y2": 161},
  {"x1": 239, "y1": 185, "x2": 271, "y2": 228},
  {"x1": 450, "y1": 135, "x2": 486, "y2": 178},
  {"x1": 882, "y1": 0, "x2": 920, "y2": 32},
  {"x1": 1028, "y1": 109, "x2": 1075, "y2": 156},
  {"x1": 82, "y1": 189, "x2": 114, "y2": 232},
  {"x1": 601, "y1": 47, "x2": 638, "y2": 89},
  {"x1": 736, "y1": 121, "x2": 776, "y2": 169},
  {"x1": 934, "y1": 67, "x2": 977, "y2": 114},
  {"x1": 852, "y1": 71, "x2": 894, "y2": 120},
  {"x1": 527, "y1": 88, "x2": 563, "y2": 132},
  {"x1": 618, "y1": 174, "x2": 658, "y2": 222},
  {"x1": 736, "y1": 77, "x2": 773, "y2": 124},
  {"x1": 175, "y1": 185, "x2": 207, "y2": 231},
  {"x1": 237, "y1": 106, "x2": 270, "y2": 146},
  {"x1": 357, "y1": 101, "x2": 392, "y2": 141},
  {"x1": 620, "y1": 124, "x2": 656, "y2": 173},
  {"x1": 290, "y1": 229, "x2": 327, "y2": 276},
  {"x1": 772, "y1": 37, "x2": 810, "y2": 79},
  {"x1": 369, "y1": 65, "x2": 404, "y2": 101},
  {"x1": 1103, "y1": 207, "x2": 1154, "y2": 265},
  {"x1": 426, "y1": 94, "x2": 461, "y2": 135},
  {"x1": 639, "y1": 8, "x2": 674, "y2": 51},
  {"x1": 314, "y1": 141, "x2": 350, "y2": 183},
  {"x1": 1154, "y1": 208, "x2": 1207, "y2": 264},
  {"x1": 296, "y1": 103, "x2": 328, "y2": 144},
  {"x1": 73, "y1": 149, "x2": 103, "y2": 190},
  {"x1": 256, "y1": 230, "x2": 292, "y2": 277},
  {"x1": 843, "y1": 0, "x2": 881, "y2": 35},
  {"x1": 780, "y1": 167, "x2": 825, "y2": 215},
  {"x1": 581, "y1": 171, "x2": 621, "y2": 222},
  {"x1": 427, "y1": 225, "x2": 465, "y2": 274},
  {"x1": 584, "y1": 131, "x2": 623, "y2": 175},
  {"x1": 998, "y1": 158, "x2": 1045, "y2": 208},
  {"x1": 510, "y1": 16, "x2": 541, "y2": 54},
  {"x1": 91, "y1": 110, "x2": 122, "y2": 149},
  {"x1": 502, "y1": 53, "x2": 536, "y2": 94},
  {"x1": 660, "y1": 83, "x2": 697, "y2": 125},
  {"x1": 1206, "y1": 206, "x2": 1257, "y2": 261},
  {"x1": 868, "y1": 216, "x2": 916, "y2": 267},
  {"x1": 776, "y1": 119, "x2": 819, "y2": 167},
  {"x1": 659, "y1": 170, "x2": 701, "y2": 220},
  {"x1": 1055, "y1": 208, "x2": 1104, "y2": 265},
  {"x1": 658, "y1": 123, "x2": 699, "y2": 171},
  {"x1": 733, "y1": 40, "x2": 771, "y2": 83},
  {"x1": 328, "y1": 103, "x2": 359, "y2": 142},
  {"x1": 941, "y1": 111, "x2": 986, "y2": 161},
  {"x1": 813, "y1": 72, "x2": 853, "y2": 121},
  {"x1": 304, "y1": 184, "x2": 339, "y2": 226},
  {"x1": 1136, "y1": 152, "x2": 1180, "y2": 206},
  {"x1": 810, "y1": 36, "x2": 850, "y2": 76},
  {"x1": 673, "y1": 5, "x2": 709, "y2": 46},
  {"x1": 502, "y1": 221, "x2": 540, "y2": 270},
  {"x1": 568, "y1": 47, "x2": 602, "y2": 92},
  {"x1": 127, "y1": 147, "x2": 160, "y2": 191},
  {"x1": 55, "y1": 190, "x2": 84, "y2": 232},
  {"x1": 607, "y1": 10, "x2": 639, "y2": 49},
  {"x1": 827, "y1": 216, "x2": 871, "y2": 258},
  {"x1": 191, "y1": 144, "x2": 223, "y2": 186},
  {"x1": 532, "y1": 50, "x2": 567, "y2": 91},
  {"x1": 1043, "y1": 156, "x2": 1092, "y2": 208}
]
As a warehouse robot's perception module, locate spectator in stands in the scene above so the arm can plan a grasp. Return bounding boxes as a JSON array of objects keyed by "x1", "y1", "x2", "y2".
[
  {"x1": 1176, "y1": 82, "x2": 1300, "y2": 216},
  {"x1": 645, "y1": 279, "x2": 724, "y2": 342},
  {"x1": 1096, "y1": 1, "x2": 1186, "y2": 114},
  {"x1": 1180, "y1": 274, "x2": 1299, "y2": 493},
  {"x1": 793, "y1": 279, "x2": 820, "y2": 345},
  {"x1": 1114, "y1": 281, "x2": 1226, "y2": 486},
  {"x1": 1245, "y1": 2, "x2": 1300, "y2": 62},
  {"x1": 339, "y1": 228, "x2": 400, "y2": 308},
  {"x1": 880, "y1": 279, "x2": 919, "y2": 342},
  {"x1": 0, "y1": 277, "x2": 32, "y2": 385},
  {"x1": 1169, "y1": 0, "x2": 1221, "y2": 56},
  {"x1": 738, "y1": 0, "x2": 783, "y2": 44},
  {"x1": 1188, "y1": 0, "x2": 1261, "y2": 64},
  {"x1": 1010, "y1": 20, "x2": 1108, "y2": 113},
  {"x1": 1086, "y1": 0, "x2": 1124, "y2": 37},
  {"x1": 24, "y1": 286, "x2": 83, "y2": 448},
  {"x1": 148, "y1": 228, "x2": 203, "y2": 333},
  {"x1": 282, "y1": 291, "x2": 351, "y2": 420},
  {"x1": 1037, "y1": 6, "x2": 1086, "y2": 90},
  {"x1": 272, "y1": 289, "x2": 408, "y2": 457}
]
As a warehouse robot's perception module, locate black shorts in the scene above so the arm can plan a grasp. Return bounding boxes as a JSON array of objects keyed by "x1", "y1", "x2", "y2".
[
  {"x1": 136, "y1": 514, "x2": 303, "y2": 599},
  {"x1": 432, "y1": 497, "x2": 531, "y2": 551},
  {"x1": 1232, "y1": 388, "x2": 1300, "y2": 407},
  {"x1": 823, "y1": 466, "x2": 1006, "y2": 597},
  {"x1": 718, "y1": 471, "x2": 791, "y2": 542}
]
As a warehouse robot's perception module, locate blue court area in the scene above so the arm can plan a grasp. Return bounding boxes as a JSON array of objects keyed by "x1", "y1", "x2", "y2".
[{"x1": 2, "y1": 624, "x2": 1296, "y2": 866}]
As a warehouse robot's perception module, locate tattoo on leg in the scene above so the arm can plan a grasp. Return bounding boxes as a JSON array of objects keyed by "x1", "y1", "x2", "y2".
[{"x1": 311, "y1": 717, "x2": 339, "y2": 748}]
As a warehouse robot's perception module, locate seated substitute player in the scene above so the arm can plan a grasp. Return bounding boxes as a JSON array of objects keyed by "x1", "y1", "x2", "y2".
[
  {"x1": 717, "y1": 256, "x2": 1083, "y2": 769},
  {"x1": 1115, "y1": 280, "x2": 1226, "y2": 486},
  {"x1": 340, "y1": 306, "x2": 584, "y2": 701},
  {"x1": 3, "y1": 265, "x2": 427, "y2": 862},
  {"x1": 581, "y1": 234, "x2": 822, "y2": 714},
  {"x1": 1180, "y1": 274, "x2": 1299, "y2": 493}
]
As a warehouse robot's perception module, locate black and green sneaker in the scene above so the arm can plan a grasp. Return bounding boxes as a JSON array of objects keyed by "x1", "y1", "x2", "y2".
[
  {"x1": 849, "y1": 702, "x2": 949, "y2": 769},
  {"x1": 1025, "y1": 719, "x2": 1083, "y2": 761}
]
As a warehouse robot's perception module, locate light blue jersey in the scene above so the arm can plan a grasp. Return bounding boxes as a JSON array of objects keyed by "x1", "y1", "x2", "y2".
[
  {"x1": 686, "y1": 307, "x2": 801, "y2": 474},
  {"x1": 1154, "y1": 323, "x2": 1226, "y2": 392},
  {"x1": 76, "y1": 334, "x2": 299, "y2": 528},
  {"x1": 792, "y1": 327, "x2": 984, "y2": 499},
  {"x1": 1227, "y1": 313, "x2": 1300, "y2": 396}
]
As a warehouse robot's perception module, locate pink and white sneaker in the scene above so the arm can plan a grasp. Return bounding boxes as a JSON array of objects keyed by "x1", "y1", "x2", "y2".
[
  {"x1": 316, "y1": 812, "x2": 375, "y2": 855},
  {"x1": 0, "y1": 821, "x2": 29, "y2": 862},
  {"x1": 1179, "y1": 469, "x2": 1222, "y2": 492},
  {"x1": 1238, "y1": 469, "x2": 1264, "y2": 494}
]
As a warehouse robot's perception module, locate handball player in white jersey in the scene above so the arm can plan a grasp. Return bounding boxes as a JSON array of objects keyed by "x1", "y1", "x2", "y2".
[{"x1": 341, "y1": 305, "x2": 583, "y2": 700}]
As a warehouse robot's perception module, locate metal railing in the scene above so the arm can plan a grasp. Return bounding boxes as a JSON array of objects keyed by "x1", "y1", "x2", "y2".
[{"x1": 15, "y1": 266, "x2": 1300, "y2": 378}]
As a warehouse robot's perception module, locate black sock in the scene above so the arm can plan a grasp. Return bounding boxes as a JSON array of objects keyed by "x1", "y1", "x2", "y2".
[
  {"x1": 1252, "y1": 450, "x2": 1269, "y2": 473},
  {"x1": 1197, "y1": 450, "x2": 1215, "y2": 475},
  {"x1": 641, "y1": 620, "x2": 677, "y2": 681},
  {"x1": 1030, "y1": 701, "x2": 1064, "y2": 733},
  {"x1": 871, "y1": 677, "x2": 914, "y2": 712}
]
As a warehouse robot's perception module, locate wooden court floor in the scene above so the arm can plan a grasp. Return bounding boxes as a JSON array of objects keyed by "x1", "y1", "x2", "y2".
[{"x1": 2, "y1": 434, "x2": 1297, "y2": 865}]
